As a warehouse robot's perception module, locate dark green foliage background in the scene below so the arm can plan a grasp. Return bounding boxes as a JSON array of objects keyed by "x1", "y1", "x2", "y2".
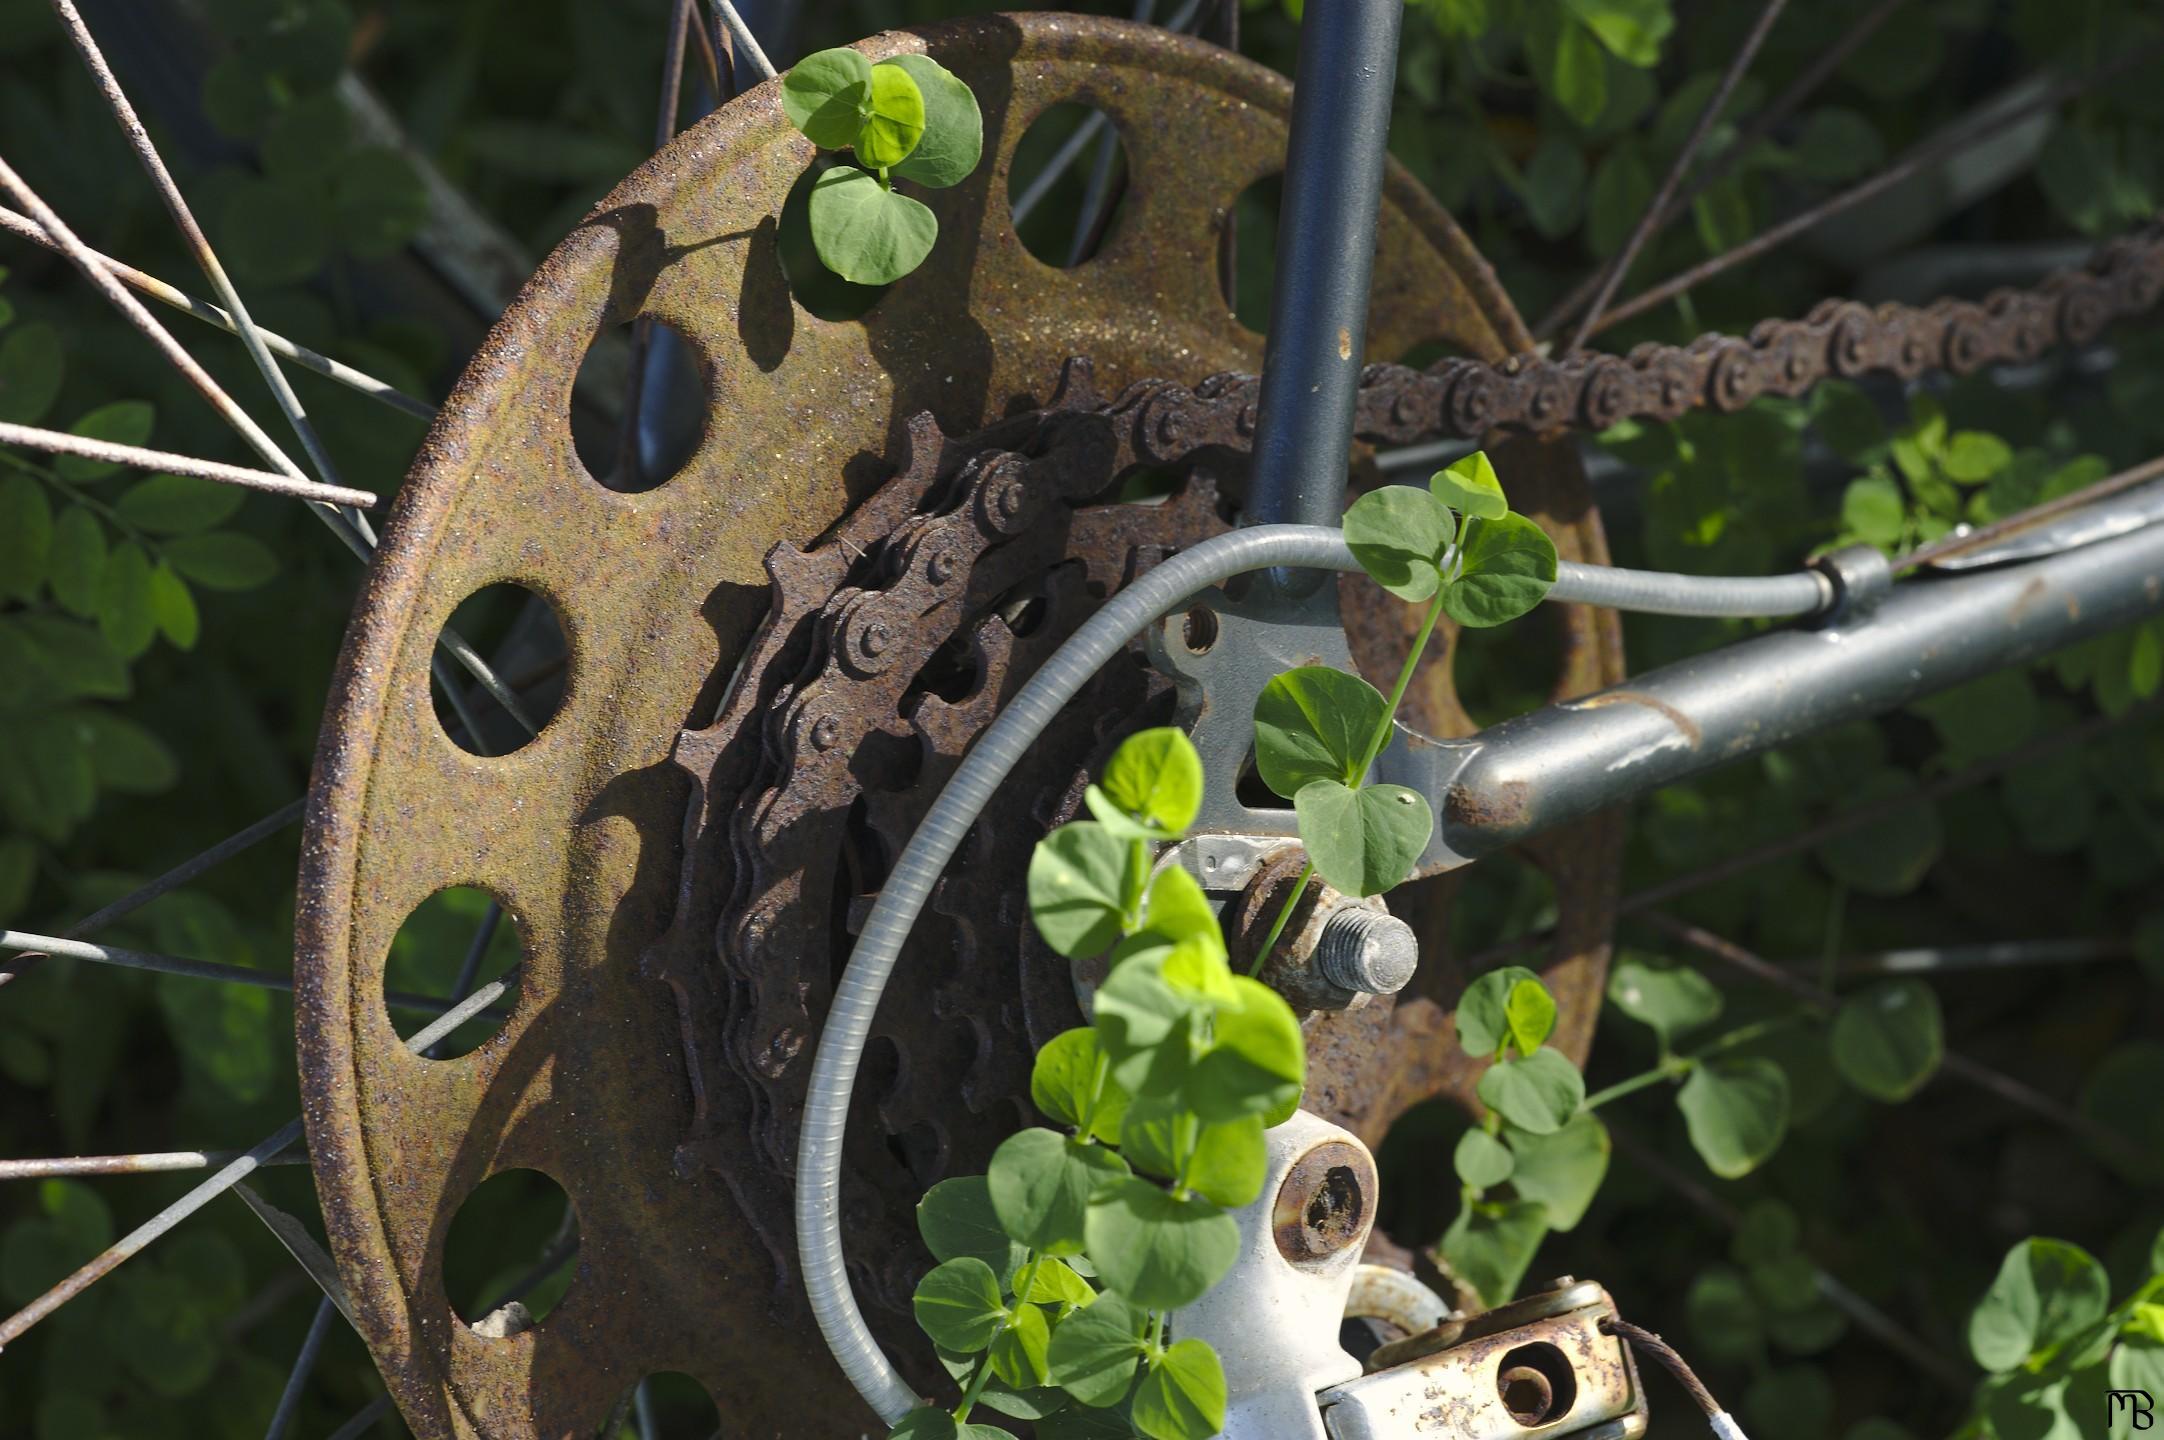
[{"x1": 0, "y1": 0, "x2": 2160, "y2": 1435}]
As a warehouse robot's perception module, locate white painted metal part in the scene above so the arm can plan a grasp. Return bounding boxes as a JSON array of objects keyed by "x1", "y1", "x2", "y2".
[{"x1": 1171, "y1": 1109, "x2": 1377, "y2": 1439}]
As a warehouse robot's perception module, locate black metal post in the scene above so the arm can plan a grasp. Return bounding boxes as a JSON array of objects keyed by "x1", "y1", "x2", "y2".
[{"x1": 1244, "y1": 0, "x2": 1404, "y2": 590}]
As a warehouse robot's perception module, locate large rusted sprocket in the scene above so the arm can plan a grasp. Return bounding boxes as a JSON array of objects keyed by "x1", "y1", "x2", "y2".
[{"x1": 296, "y1": 14, "x2": 1623, "y2": 1437}]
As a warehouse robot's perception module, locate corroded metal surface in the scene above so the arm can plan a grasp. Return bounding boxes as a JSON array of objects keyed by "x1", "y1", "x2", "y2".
[
  {"x1": 1344, "y1": 217, "x2": 2164, "y2": 440},
  {"x1": 295, "y1": 13, "x2": 1623, "y2": 1437},
  {"x1": 1319, "y1": 1284, "x2": 1646, "y2": 1440}
]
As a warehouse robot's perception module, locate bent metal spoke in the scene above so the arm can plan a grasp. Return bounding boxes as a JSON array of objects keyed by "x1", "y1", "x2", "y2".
[
  {"x1": 0, "y1": 206, "x2": 434, "y2": 420},
  {"x1": 0, "y1": 975, "x2": 511, "y2": 1351},
  {"x1": 296, "y1": 15, "x2": 1624, "y2": 1436}
]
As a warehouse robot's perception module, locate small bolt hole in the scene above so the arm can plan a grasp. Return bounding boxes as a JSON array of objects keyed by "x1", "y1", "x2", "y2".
[
  {"x1": 1181, "y1": 607, "x2": 1219, "y2": 655},
  {"x1": 1496, "y1": 1342, "x2": 1576, "y2": 1427}
]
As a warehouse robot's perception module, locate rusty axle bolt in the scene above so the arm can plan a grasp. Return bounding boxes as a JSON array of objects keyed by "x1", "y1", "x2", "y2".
[
  {"x1": 1313, "y1": 906, "x2": 1418, "y2": 996},
  {"x1": 1271, "y1": 1139, "x2": 1378, "y2": 1265}
]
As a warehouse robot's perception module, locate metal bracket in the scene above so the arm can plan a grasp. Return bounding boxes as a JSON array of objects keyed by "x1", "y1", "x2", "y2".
[
  {"x1": 1147, "y1": 577, "x2": 1362, "y2": 838},
  {"x1": 1174, "y1": 1111, "x2": 1380, "y2": 1439},
  {"x1": 1319, "y1": 1280, "x2": 1648, "y2": 1440}
]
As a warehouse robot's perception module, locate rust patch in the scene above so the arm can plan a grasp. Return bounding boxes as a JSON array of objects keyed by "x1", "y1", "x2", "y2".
[
  {"x1": 1573, "y1": 688, "x2": 1703, "y2": 747},
  {"x1": 294, "y1": 13, "x2": 1569, "y2": 1437}
]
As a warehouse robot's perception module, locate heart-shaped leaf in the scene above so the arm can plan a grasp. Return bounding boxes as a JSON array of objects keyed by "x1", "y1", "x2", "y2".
[
  {"x1": 913, "y1": 1256, "x2": 1007, "y2": 1352},
  {"x1": 919, "y1": 1175, "x2": 1028, "y2": 1290},
  {"x1": 1504, "y1": 1112, "x2": 1609, "y2": 1231},
  {"x1": 1045, "y1": 1292, "x2": 1146, "y2": 1406},
  {"x1": 989, "y1": 1298, "x2": 1051, "y2": 1388},
  {"x1": 1430, "y1": 450, "x2": 1508, "y2": 519},
  {"x1": 1252, "y1": 667, "x2": 1388, "y2": 798},
  {"x1": 1830, "y1": 979, "x2": 1942, "y2": 1102},
  {"x1": 1967, "y1": 1237, "x2": 2109, "y2": 1373},
  {"x1": 1440, "y1": 1199, "x2": 1548, "y2": 1309},
  {"x1": 1440, "y1": 512, "x2": 1557, "y2": 628},
  {"x1": 1455, "y1": 965, "x2": 1543, "y2": 1056},
  {"x1": 1094, "y1": 726, "x2": 1204, "y2": 837},
  {"x1": 1132, "y1": 1338, "x2": 1227, "y2": 1440},
  {"x1": 856, "y1": 61, "x2": 926, "y2": 167},
  {"x1": 805, "y1": 164, "x2": 938, "y2": 285},
  {"x1": 1475, "y1": 1046, "x2": 1584, "y2": 1135},
  {"x1": 884, "y1": 54, "x2": 983, "y2": 188},
  {"x1": 1027, "y1": 822, "x2": 1129, "y2": 959},
  {"x1": 1031, "y1": 1027, "x2": 1128, "y2": 1143},
  {"x1": 1343, "y1": 485, "x2": 1454, "y2": 601},
  {"x1": 781, "y1": 47, "x2": 874, "y2": 149},
  {"x1": 1504, "y1": 977, "x2": 1557, "y2": 1056},
  {"x1": 1606, "y1": 956, "x2": 1723, "y2": 1047},
  {"x1": 1084, "y1": 1179, "x2": 1239, "y2": 1311},
  {"x1": 987, "y1": 1127, "x2": 1130, "y2": 1256},
  {"x1": 1453, "y1": 1128, "x2": 1515, "y2": 1188},
  {"x1": 1676, "y1": 1058, "x2": 1790, "y2": 1179},
  {"x1": 1184, "y1": 976, "x2": 1304, "y2": 1123},
  {"x1": 1294, "y1": 779, "x2": 1433, "y2": 898}
]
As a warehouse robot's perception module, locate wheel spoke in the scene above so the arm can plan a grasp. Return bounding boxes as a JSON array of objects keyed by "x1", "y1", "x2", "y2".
[
  {"x1": 0, "y1": 928, "x2": 505, "y2": 1018},
  {"x1": 0, "y1": 976, "x2": 513, "y2": 1350},
  {"x1": 262, "y1": 1298, "x2": 338, "y2": 1440},
  {"x1": 0, "y1": 420, "x2": 375, "y2": 509},
  {"x1": 59, "y1": 800, "x2": 305, "y2": 945},
  {"x1": 1640, "y1": 912, "x2": 2153, "y2": 1171},
  {"x1": 1836, "y1": 938, "x2": 2127, "y2": 977},
  {"x1": 1589, "y1": 40, "x2": 2164, "y2": 338},
  {"x1": 53, "y1": 0, "x2": 353, "y2": 496},
  {"x1": 1561, "y1": 0, "x2": 1791, "y2": 354},
  {"x1": 0, "y1": 207, "x2": 433, "y2": 421},
  {"x1": 1535, "y1": 0, "x2": 1914, "y2": 342},
  {"x1": 1608, "y1": 1124, "x2": 1970, "y2": 1394},
  {"x1": 0, "y1": 1148, "x2": 305, "y2": 1180},
  {"x1": 705, "y1": 0, "x2": 777, "y2": 82}
]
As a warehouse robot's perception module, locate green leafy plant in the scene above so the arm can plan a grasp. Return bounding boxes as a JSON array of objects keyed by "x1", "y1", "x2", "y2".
[
  {"x1": 1950, "y1": 1231, "x2": 2164, "y2": 1440},
  {"x1": 891, "y1": 453, "x2": 1562, "y2": 1436},
  {"x1": 1247, "y1": 452, "x2": 1558, "y2": 960},
  {"x1": 781, "y1": 47, "x2": 983, "y2": 285}
]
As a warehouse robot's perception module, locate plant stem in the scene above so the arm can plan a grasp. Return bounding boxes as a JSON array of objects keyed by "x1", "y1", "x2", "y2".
[
  {"x1": 1582, "y1": 1014, "x2": 1809, "y2": 1110},
  {"x1": 1582, "y1": 1065, "x2": 1678, "y2": 1111},
  {"x1": 955, "y1": 1251, "x2": 1045, "y2": 1421},
  {"x1": 1077, "y1": 1051, "x2": 1112, "y2": 1142},
  {"x1": 1147, "y1": 1308, "x2": 1167, "y2": 1360},
  {"x1": 1358, "y1": 593, "x2": 1447, "y2": 777},
  {"x1": 1124, "y1": 837, "x2": 1149, "y2": 929},
  {"x1": 1245, "y1": 862, "x2": 1314, "y2": 977},
  {"x1": 952, "y1": 1353, "x2": 996, "y2": 1422}
]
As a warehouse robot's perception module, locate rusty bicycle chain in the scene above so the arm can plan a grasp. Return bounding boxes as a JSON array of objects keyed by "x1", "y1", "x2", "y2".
[
  {"x1": 1346, "y1": 218, "x2": 2164, "y2": 442},
  {"x1": 644, "y1": 220, "x2": 2164, "y2": 1319}
]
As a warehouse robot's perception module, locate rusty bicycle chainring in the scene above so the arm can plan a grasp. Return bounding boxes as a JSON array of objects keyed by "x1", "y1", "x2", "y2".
[{"x1": 295, "y1": 15, "x2": 1624, "y2": 1436}]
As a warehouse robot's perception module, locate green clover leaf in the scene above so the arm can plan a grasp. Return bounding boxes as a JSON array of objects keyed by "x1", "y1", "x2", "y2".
[
  {"x1": 1083, "y1": 1178, "x2": 1239, "y2": 1311},
  {"x1": 1293, "y1": 778, "x2": 1432, "y2": 898},
  {"x1": 883, "y1": 54, "x2": 983, "y2": 188},
  {"x1": 805, "y1": 165, "x2": 937, "y2": 286},
  {"x1": 912, "y1": 1256, "x2": 1008, "y2": 1352},
  {"x1": 1252, "y1": 666, "x2": 1388, "y2": 798},
  {"x1": 781, "y1": 47, "x2": 875, "y2": 149},
  {"x1": 856, "y1": 62, "x2": 926, "y2": 168},
  {"x1": 1343, "y1": 485, "x2": 1454, "y2": 601},
  {"x1": 1439, "y1": 511, "x2": 1557, "y2": 628},
  {"x1": 1430, "y1": 451, "x2": 1508, "y2": 519},
  {"x1": 987, "y1": 1126, "x2": 1131, "y2": 1256},
  {"x1": 1474, "y1": 1046, "x2": 1584, "y2": 1135}
]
